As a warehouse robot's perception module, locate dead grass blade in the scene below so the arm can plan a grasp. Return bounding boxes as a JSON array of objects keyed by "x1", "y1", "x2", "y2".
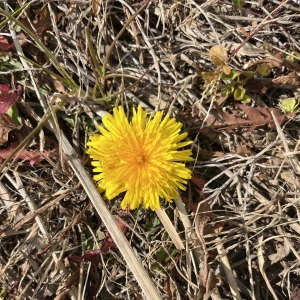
[
  {"x1": 216, "y1": 240, "x2": 241, "y2": 300},
  {"x1": 155, "y1": 207, "x2": 184, "y2": 250},
  {"x1": 257, "y1": 236, "x2": 279, "y2": 300},
  {"x1": 271, "y1": 111, "x2": 300, "y2": 175},
  {"x1": 13, "y1": 172, "x2": 78, "y2": 300}
]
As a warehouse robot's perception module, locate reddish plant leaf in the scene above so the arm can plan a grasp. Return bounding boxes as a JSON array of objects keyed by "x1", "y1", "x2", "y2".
[
  {"x1": 0, "y1": 84, "x2": 21, "y2": 114},
  {"x1": 68, "y1": 249, "x2": 102, "y2": 265},
  {"x1": 0, "y1": 114, "x2": 18, "y2": 146},
  {"x1": 0, "y1": 141, "x2": 57, "y2": 165},
  {"x1": 181, "y1": 175, "x2": 208, "y2": 214},
  {"x1": 68, "y1": 217, "x2": 127, "y2": 265},
  {"x1": 0, "y1": 35, "x2": 15, "y2": 51},
  {"x1": 191, "y1": 175, "x2": 206, "y2": 196},
  {"x1": 182, "y1": 175, "x2": 225, "y2": 235},
  {"x1": 100, "y1": 218, "x2": 127, "y2": 253}
]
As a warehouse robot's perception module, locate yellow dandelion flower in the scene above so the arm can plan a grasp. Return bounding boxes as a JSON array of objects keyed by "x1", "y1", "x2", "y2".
[{"x1": 87, "y1": 105, "x2": 193, "y2": 210}]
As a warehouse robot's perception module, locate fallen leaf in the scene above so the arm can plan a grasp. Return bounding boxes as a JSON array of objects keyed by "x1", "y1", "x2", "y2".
[
  {"x1": 54, "y1": 270, "x2": 80, "y2": 300},
  {"x1": 199, "y1": 108, "x2": 249, "y2": 132},
  {"x1": 68, "y1": 249, "x2": 102, "y2": 265},
  {"x1": 272, "y1": 71, "x2": 300, "y2": 86},
  {"x1": 248, "y1": 56, "x2": 300, "y2": 73},
  {"x1": 181, "y1": 175, "x2": 208, "y2": 214},
  {"x1": 0, "y1": 141, "x2": 57, "y2": 164},
  {"x1": 291, "y1": 286, "x2": 300, "y2": 300},
  {"x1": 0, "y1": 114, "x2": 18, "y2": 146},
  {"x1": 0, "y1": 84, "x2": 21, "y2": 114},
  {"x1": 34, "y1": 8, "x2": 52, "y2": 35},
  {"x1": 209, "y1": 45, "x2": 228, "y2": 66},
  {"x1": 164, "y1": 276, "x2": 176, "y2": 300},
  {"x1": 236, "y1": 104, "x2": 287, "y2": 130},
  {"x1": 38, "y1": 73, "x2": 68, "y2": 94},
  {"x1": 236, "y1": 145, "x2": 254, "y2": 156},
  {"x1": 0, "y1": 35, "x2": 15, "y2": 51},
  {"x1": 244, "y1": 77, "x2": 273, "y2": 93},
  {"x1": 268, "y1": 243, "x2": 290, "y2": 264},
  {"x1": 33, "y1": 283, "x2": 57, "y2": 300},
  {"x1": 214, "y1": 92, "x2": 229, "y2": 106},
  {"x1": 197, "y1": 104, "x2": 287, "y2": 132}
]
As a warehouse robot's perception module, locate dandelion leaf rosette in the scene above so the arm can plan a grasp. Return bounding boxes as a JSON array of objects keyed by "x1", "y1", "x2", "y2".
[{"x1": 87, "y1": 105, "x2": 193, "y2": 210}]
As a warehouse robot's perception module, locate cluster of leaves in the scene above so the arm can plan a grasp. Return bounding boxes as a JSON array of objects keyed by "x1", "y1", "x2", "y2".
[
  {"x1": 204, "y1": 45, "x2": 255, "y2": 103},
  {"x1": 202, "y1": 68, "x2": 253, "y2": 103},
  {"x1": 205, "y1": 45, "x2": 300, "y2": 114}
]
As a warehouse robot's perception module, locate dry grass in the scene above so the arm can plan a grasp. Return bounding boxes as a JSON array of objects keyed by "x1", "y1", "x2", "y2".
[{"x1": 1, "y1": 0, "x2": 300, "y2": 299}]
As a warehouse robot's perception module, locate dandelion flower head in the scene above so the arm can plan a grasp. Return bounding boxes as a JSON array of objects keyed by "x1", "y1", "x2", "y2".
[{"x1": 87, "y1": 105, "x2": 193, "y2": 210}]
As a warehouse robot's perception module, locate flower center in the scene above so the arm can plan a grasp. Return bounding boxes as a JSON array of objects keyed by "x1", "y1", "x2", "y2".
[{"x1": 136, "y1": 152, "x2": 147, "y2": 164}]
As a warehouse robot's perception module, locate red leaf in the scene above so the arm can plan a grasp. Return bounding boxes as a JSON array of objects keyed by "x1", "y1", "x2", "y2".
[
  {"x1": 68, "y1": 217, "x2": 128, "y2": 265},
  {"x1": 100, "y1": 218, "x2": 127, "y2": 253},
  {"x1": 181, "y1": 175, "x2": 209, "y2": 214},
  {"x1": 0, "y1": 84, "x2": 21, "y2": 114},
  {"x1": 68, "y1": 249, "x2": 101, "y2": 265},
  {"x1": 191, "y1": 176, "x2": 206, "y2": 196},
  {"x1": 0, "y1": 141, "x2": 57, "y2": 164},
  {"x1": 0, "y1": 35, "x2": 15, "y2": 51}
]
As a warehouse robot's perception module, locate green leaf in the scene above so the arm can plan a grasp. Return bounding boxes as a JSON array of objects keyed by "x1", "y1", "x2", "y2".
[
  {"x1": 221, "y1": 70, "x2": 239, "y2": 80},
  {"x1": 156, "y1": 248, "x2": 168, "y2": 263},
  {"x1": 242, "y1": 95, "x2": 251, "y2": 103},
  {"x1": 232, "y1": 0, "x2": 245, "y2": 6},
  {"x1": 241, "y1": 71, "x2": 254, "y2": 78},
  {"x1": 256, "y1": 64, "x2": 271, "y2": 77},
  {"x1": 202, "y1": 71, "x2": 218, "y2": 83},
  {"x1": 280, "y1": 98, "x2": 299, "y2": 113},
  {"x1": 150, "y1": 262, "x2": 165, "y2": 273},
  {"x1": 234, "y1": 86, "x2": 246, "y2": 100},
  {"x1": 221, "y1": 85, "x2": 234, "y2": 96},
  {"x1": 6, "y1": 105, "x2": 22, "y2": 126},
  {"x1": 156, "y1": 247, "x2": 177, "y2": 263},
  {"x1": 64, "y1": 117, "x2": 75, "y2": 128}
]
